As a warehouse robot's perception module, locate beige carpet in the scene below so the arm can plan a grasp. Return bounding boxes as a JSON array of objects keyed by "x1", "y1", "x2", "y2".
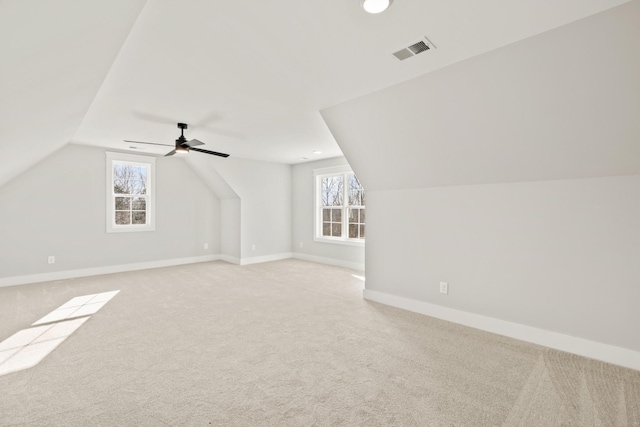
[{"x1": 0, "y1": 259, "x2": 638, "y2": 426}]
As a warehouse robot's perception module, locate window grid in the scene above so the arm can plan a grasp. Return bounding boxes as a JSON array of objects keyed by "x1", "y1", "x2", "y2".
[
  {"x1": 112, "y1": 161, "x2": 149, "y2": 226},
  {"x1": 106, "y1": 152, "x2": 155, "y2": 233},
  {"x1": 316, "y1": 171, "x2": 365, "y2": 243}
]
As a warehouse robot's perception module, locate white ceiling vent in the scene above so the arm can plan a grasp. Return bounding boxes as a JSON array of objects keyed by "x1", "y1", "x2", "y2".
[{"x1": 393, "y1": 36, "x2": 436, "y2": 61}]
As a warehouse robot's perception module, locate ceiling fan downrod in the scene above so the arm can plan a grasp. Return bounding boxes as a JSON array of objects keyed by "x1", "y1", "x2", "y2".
[{"x1": 175, "y1": 123, "x2": 189, "y2": 153}]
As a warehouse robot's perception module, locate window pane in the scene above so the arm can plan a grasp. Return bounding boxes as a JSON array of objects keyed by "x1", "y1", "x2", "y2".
[
  {"x1": 132, "y1": 197, "x2": 146, "y2": 210},
  {"x1": 130, "y1": 179, "x2": 145, "y2": 195},
  {"x1": 115, "y1": 197, "x2": 130, "y2": 210},
  {"x1": 114, "y1": 181, "x2": 129, "y2": 194},
  {"x1": 132, "y1": 211, "x2": 146, "y2": 225},
  {"x1": 113, "y1": 163, "x2": 147, "y2": 195},
  {"x1": 321, "y1": 176, "x2": 343, "y2": 206},
  {"x1": 115, "y1": 211, "x2": 130, "y2": 225},
  {"x1": 113, "y1": 164, "x2": 131, "y2": 194},
  {"x1": 348, "y1": 174, "x2": 364, "y2": 206},
  {"x1": 349, "y1": 209, "x2": 359, "y2": 223},
  {"x1": 316, "y1": 171, "x2": 365, "y2": 241}
]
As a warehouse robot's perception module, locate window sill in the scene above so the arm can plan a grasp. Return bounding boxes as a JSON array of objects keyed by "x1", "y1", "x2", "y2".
[
  {"x1": 107, "y1": 225, "x2": 155, "y2": 233},
  {"x1": 314, "y1": 236, "x2": 365, "y2": 247}
]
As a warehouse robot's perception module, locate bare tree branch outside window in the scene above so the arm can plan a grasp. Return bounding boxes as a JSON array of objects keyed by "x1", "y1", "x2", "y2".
[
  {"x1": 319, "y1": 173, "x2": 365, "y2": 239},
  {"x1": 113, "y1": 162, "x2": 148, "y2": 225},
  {"x1": 321, "y1": 176, "x2": 343, "y2": 206}
]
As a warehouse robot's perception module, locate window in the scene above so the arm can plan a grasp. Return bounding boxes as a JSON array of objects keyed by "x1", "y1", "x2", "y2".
[
  {"x1": 314, "y1": 166, "x2": 365, "y2": 245},
  {"x1": 106, "y1": 152, "x2": 155, "y2": 233}
]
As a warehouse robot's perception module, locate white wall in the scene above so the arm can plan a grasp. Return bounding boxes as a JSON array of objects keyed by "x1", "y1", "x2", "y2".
[
  {"x1": 320, "y1": 1, "x2": 640, "y2": 362},
  {"x1": 322, "y1": 2, "x2": 640, "y2": 191},
  {"x1": 210, "y1": 157, "x2": 292, "y2": 260},
  {"x1": 292, "y1": 157, "x2": 364, "y2": 270},
  {"x1": 220, "y1": 198, "x2": 241, "y2": 261},
  {"x1": 0, "y1": 0, "x2": 147, "y2": 188},
  {"x1": 0, "y1": 144, "x2": 221, "y2": 281},
  {"x1": 366, "y1": 176, "x2": 640, "y2": 352}
]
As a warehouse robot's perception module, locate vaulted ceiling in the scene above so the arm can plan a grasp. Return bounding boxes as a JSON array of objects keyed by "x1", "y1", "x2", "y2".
[{"x1": 1, "y1": 0, "x2": 631, "y2": 187}]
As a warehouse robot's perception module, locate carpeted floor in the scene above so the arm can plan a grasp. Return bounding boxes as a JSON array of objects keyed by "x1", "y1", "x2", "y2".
[{"x1": 0, "y1": 259, "x2": 639, "y2": 426}]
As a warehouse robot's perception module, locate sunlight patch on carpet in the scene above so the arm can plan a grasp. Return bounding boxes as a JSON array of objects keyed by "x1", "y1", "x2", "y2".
[{"x1": 0, "y1": 290, "x2": 119, "y2": 376}]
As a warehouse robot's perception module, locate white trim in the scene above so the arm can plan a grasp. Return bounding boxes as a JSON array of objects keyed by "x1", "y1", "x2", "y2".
[
  {"x1": 0, "y1": 255, "x2": 221, "y2": 288},
  {"x1": 106, "y1": 151, "x2": 158, "y2": 164},
  {"x1": 218, "y1": 255, "x2": 241, "y2": 265},
  {"x1": 363, "y1": 289, "x2": 640, "y2": 372},
  {"x1": 0, "y1": 253, "x2": 303, "y2": 287},
  {"x1": 239, "y1": 252, "x2": 293, "y2": 266},
  {"x1": 312, "y1": 165, "x2": 352, "y2": 176},
  {"x1": 313, "y1": 167, "x2": 365, "y2": 244},
  {"x1": 313, "y1": 236, "x2": 365, "y2": 247},
  {"x1": 293, "y1": 252, "x2": 364, "y2": 271}
]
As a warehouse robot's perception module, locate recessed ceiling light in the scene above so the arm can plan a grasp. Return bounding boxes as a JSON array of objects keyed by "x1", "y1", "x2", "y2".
[
  {"x1": 313, "y1": 150, "x2": 322, "y2": 155},
  {"x1": 361, "y1": 0, "x2": 391, "y2": 14}
]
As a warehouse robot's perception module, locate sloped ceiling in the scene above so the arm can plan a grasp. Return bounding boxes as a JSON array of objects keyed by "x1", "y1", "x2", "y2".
[
  {"x1": 1, "y1": 0, "x2": 631, "y2": 188},
  {"x1": 321, "y1": 1, "x2": 640, "y2": 191},
  {"x1": 0, "y1": 0, "x2": 146, "y2": 187}
]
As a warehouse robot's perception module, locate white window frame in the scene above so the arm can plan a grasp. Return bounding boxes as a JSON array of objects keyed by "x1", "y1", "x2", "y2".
[
  {"x1": 313, "y1": 165, "x2": 365, "y2": 247},
  {"x1": 106, "y1": 152, "x2": 156, "y2": 233}
]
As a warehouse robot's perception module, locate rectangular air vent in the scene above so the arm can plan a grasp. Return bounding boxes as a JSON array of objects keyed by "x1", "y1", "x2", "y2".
[
  {"x1": 408, "y1": 41, "x2": 429, "y2": 54},
  {"x1": 392, "y1": 49, "x2": 413, "y2": 61},
  {"x1": 392, "y1": 36, "x2": 436, "y2": 61}
]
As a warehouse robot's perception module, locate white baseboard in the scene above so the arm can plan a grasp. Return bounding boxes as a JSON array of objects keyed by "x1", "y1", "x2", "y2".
[
  {"x1": 0, "y1": 252, "x2": 310, "y2": 287},
  {"x1": 363, "y1": 289, "x2": 640, "y2": 372},
  {"x1": 239, "y1": 252, "x2": 292, "y2": 266},
  {"x1": 0, "y1": 255, "x2": 222, "y2": 288},
  {"x1": 292, "y1": 253, "x2": 364, "y2": 271},
  {"x1": 218, "y1": 255, "x2": 241, "y2": 265}
]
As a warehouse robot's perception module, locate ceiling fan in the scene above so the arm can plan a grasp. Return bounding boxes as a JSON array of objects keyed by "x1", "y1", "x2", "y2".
[{"x1": 124, "y1": 123, "x2": 229, "y2": 158}]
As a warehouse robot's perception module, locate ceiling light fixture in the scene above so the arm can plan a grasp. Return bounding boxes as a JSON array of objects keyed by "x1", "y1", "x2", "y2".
[
  {"x1": 313, "y1": 150, "x2": 322, "y2": 155},
  {"x1": 361, "y1": 0, "x2": 391, "y2": 14}
]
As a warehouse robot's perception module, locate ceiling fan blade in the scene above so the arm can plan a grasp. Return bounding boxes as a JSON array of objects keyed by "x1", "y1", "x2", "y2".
[
  {"x1": 124, "y1": 140, "x2": 173, "y2": 147},
  {"x1": 186, "y1": 138, "x2": 204, "y2": 147},
  {"x1": 189, "y1": 146, "x2": 230, "y2": 158},
  {"x1": 164, "y1": 150, "x2": 177, "y2": 157}
]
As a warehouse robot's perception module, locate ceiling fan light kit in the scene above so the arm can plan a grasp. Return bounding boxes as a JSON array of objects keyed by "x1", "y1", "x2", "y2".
[
  {"x1": 361, "y1": 0, "x2": 392, "y2": 14},
  {"x1": 124, "y1": 122, "x2": 229, "y2": 158}
]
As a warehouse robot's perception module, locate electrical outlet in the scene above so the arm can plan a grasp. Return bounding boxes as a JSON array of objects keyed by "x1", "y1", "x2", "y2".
[
  {"x1": 439, "y1": 282, "x2": 448, "y2": 295},
  {"x1": 203, "y1": 243, "x2": 209, "y2": 250},
  {"x1": 48, "y1": 256, "x2": 55, "y2": 264},
  {"x1": 251, "y1": 244, "x2": 256, "y2": 251}
]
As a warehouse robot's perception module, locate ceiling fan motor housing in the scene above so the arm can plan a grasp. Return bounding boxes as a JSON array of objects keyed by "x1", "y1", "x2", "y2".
[{"x1": 176, "y1": 123, "x2": 189, "y2": 152}]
